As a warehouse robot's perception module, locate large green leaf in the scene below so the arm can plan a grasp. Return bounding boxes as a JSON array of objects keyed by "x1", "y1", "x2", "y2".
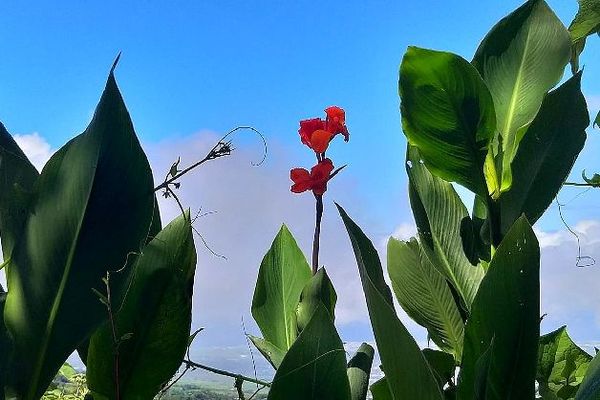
[
  {"x1": 400, "y1": 46, "x2": 496, "y2": 196},
  {"x1": 251, "y1": 225, "x2": 312, "y2": 352},
  {"x1": 569, "y1": 0, "x2": 600, "y2": 42},
  {"x1": 267, "y1": 305, "x2": 350, "y2": 400},
  {"x1": 3, "y1": 67, "x2": 155, "y2": 399},
  {"x1": 387, "y1": 237, "x2": 464, "y2": 359},
  {"x1": 297, "y1": 267, "x2": 337, "y2": 332},
  {"x1": 371, "y1": 378, "x2": 393, "y2": 400},
  {"x1": 537, "y1": 326, "x2": 592, "y2": 400},
  {"x1": 499, "y1": 73, "x2": 588, "y2": 236},
  {"x1": 473, "y1": 0, "x2": 571, "y2": 193},
  {"x1": 0, "y1": 122, "x2": 39, "y2": 260},
  {"x1": 407, "y1": 147, "x2": 485, "y2": 311},
  {"x1": 338, "y1": 204, "x2": 443, "y2": 400},
  {"x1": 576, "y1": 351, "x2": 600, "y2": 400},
  {"x1": 457, "y1": 217, "x2": 540, "y2": 400},
  {"x1": 347, "y1": 343, "x2": 375, "y2": 400},
  {"x1": 85, "y1": 213, "x2": 196, "y2": 399}
]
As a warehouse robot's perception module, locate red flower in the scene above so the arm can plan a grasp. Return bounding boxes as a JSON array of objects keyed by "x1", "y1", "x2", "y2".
[
  {"x1": 290, "y1": 159, "x2": 335, "y2": 195},
  {"x1": 298, "y1": 106, "x2": 349, "y2": 153},
  {"x1": 325, "y1": 106, "x2": 349, "y2": 142}
]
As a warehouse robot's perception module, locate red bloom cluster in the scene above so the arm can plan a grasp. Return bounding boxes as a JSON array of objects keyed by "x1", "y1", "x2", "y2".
[
  {"x1": 298, "y1": 106, "x2": 349, "y2": 154},
  {"x1": 290, "y1": 106, "x2": 349, "y2": 196}
]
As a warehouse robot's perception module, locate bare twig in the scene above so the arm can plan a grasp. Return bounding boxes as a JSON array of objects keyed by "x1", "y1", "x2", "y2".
[
  {"x1": 154, "y1": 126, "x2": 267, "y2": 194},
  {"x1": 181, "y1": 359, "x2": 272, "y2": 387}
]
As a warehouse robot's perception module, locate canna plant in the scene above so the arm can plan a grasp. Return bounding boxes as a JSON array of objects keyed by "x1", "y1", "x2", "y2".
[
  {"x1": 0, "y1": 57, "x2": 242, "y2": 399},
  {"x1": 335, "y1": 0, "x2": 600, "y2": 399},
  {"x1": 248, "y1": 107, "x2": 376, "y2": 400}
]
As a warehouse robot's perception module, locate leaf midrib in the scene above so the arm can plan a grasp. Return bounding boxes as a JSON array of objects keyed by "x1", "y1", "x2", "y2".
[{"x1": 500, "y1": 17, "x2": 533, "y2": 160}]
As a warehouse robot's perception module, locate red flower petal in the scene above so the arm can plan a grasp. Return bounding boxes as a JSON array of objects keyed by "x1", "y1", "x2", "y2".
[
  {"x1": 299, "y1": 118, "x2": 325, "y2": 148},
  {"x1": 325, "y1": 106, "x2": 345, "y2": 124},
  {"x1": 310, "y1": 129, "x2": 334, "y2": 153},
  {"x1": 290, "y1": 168, "x2": 310, "y2": 182}
]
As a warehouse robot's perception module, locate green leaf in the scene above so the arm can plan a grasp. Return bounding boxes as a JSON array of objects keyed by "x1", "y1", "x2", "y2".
[
  {"x1": 595, "y1": 110, "x2": 599, "y2": 129},
  {"x1": 569, "y1": 0, "x2": 600, "y2": 42},
  {"x1": 407, "y1": 147, "x2": 485, "y2": 311},
  {"x1": 387, "y1": 237, "x2": 464, "y2": 360},
  {"x1": 267, "y1": 305, "x2": 351, "y2": 400},
  {"x1": 251, "y1": 225, "x2": 312, "y2": 351},
  {"x1": 422, "y1": 349, "x2": 456, "y2": 389},
  {"x1": 249, "y1": 336, "x2": 286, "y2": 370},
  {"x1": 537, "y1": 326, "x2": 592, "y2": 400},
  {"x1": 337, "y1": 204, "x2": 443, "y2": 400},
  {"x1": 457, "y1": 217, "x2": 540, "y2": 400},
  {"x1": 297, "y1": 267, "x2": 337, "y2": 332},
  {"x1": 371, "y1": 378, "x2": 393, "y2": 400},
  {"x1": 499, "y1": 73, "x2": 588, "y2": 236},
  {"x1": 576, "y1": 351, "x2": 600, "y2": 399},
  {"x1": 0, "y1": 122, "x2": 39, "y2": 260},
  {"x1": 347, "y1": 343, "x2": 375, "y2": 400},
  {"x1": 85, "y1": 213, "x2": 196, "y2": 399},
  {"x1": 3, "y1": 68, "x2": 155, "y2": 399},
  {"x1": 400, "y1": 46, "x2": 496, "y2": 196},
  {"x1": 473, "y1": 0, "x2": 571, "y2": 194},
  {"x1": 0, "y1": 292, "x2": 8, "y2": 400}
]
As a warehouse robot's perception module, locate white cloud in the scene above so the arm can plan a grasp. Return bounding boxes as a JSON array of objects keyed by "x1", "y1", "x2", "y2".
[
  {"x1": 146, "y1": 131, "x2": 377, "y2": 346},
  {"x1": 390, "y1": 223, "x2": 417, "y2": 241},
  {"x1": 13, "y1": 132, "x2": 53, "y2": 172}
]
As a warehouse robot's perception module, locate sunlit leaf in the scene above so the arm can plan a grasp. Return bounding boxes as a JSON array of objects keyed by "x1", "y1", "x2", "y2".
[
  {"x1": 400, "y1": 46, "x2": 496, "y2": 196},
  {"x1": 473, "y1": 0, "x2": 571, "y2": 193},
  {"x1": 387, "y1": 237, "x2": 464, "y2": 360},
  {"x1": 407, "y1": 146, "x2": 485, "y2": 311},
  {"x1": 576, "y1": 350, "x2": 600, "y2": 399},
  {"x1": 251, "y1": 225, "x2": 312, "y2": 352},
  {"x1": 537, "y1": 326, "x2": 592, "y2": 399}
]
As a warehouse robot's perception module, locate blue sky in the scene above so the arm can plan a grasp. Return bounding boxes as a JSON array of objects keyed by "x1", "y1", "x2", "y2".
[{"x1": 2, "y1": 0, "x2": 600, "y2": 372}]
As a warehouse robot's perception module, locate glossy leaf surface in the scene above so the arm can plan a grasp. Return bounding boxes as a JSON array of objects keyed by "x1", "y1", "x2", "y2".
[
  {"x1": 473, "y1": 0, "x2": 571, "y2": 193},
  {"x1": 400, "y1": 46, "x2": 496, "y2": 196}
]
